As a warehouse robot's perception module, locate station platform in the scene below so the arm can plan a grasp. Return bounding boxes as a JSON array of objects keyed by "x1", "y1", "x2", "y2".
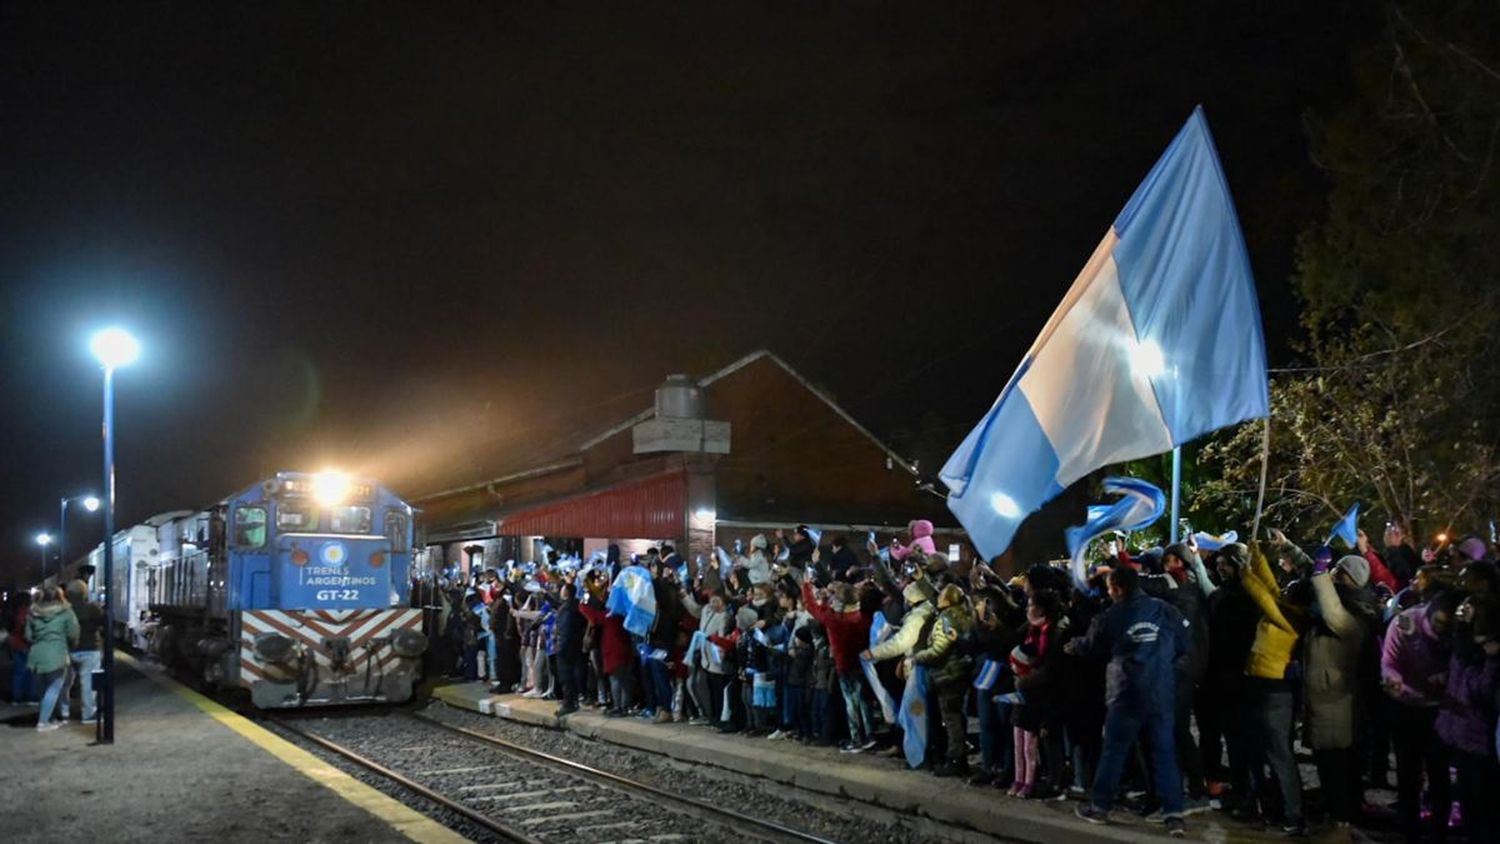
[
  {"x1": 434, "y1": 682, "x2": 1318, "y2": 843},
  {"x1": 1, "y1": 654, "x2": 464, "y2": 844}
]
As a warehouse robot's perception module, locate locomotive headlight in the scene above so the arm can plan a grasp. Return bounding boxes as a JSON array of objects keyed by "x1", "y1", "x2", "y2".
[
  {"x1": 313, "y1": 470, "x2": 351, "y2": 506},
  {"x1": 390, "y1": 628, "x2": 428, "y2": 659},
  {"x1": 252, "y1": 633, "x2": 297, "y2": 664}
]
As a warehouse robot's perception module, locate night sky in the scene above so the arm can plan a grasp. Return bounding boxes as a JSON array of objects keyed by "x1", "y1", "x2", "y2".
[{"x1": 0, "y1": 4, "x2": 1372, "y2": 583}]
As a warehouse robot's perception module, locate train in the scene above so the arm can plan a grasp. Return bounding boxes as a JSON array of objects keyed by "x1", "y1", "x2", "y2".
[{"x1": 52, "y1": 470, "x2": 429, "y2": 708}]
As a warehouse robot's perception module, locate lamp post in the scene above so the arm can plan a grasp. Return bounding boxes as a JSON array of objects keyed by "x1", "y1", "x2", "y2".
[
  {"x1": 90, "y1": 327, "x2": 139, "y2": 745},
  {"x1": 58, "y1": 494, "x2": 101, "y2": 584},
  {"x1": 36, "y1": 533, "x2": 53, "y2": 582}
]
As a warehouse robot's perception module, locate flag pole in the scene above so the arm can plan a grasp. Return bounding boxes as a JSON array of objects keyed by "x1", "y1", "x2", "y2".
[
  {"x1": 1250, "y1": 417, "x2": 1271, "y2": 542},
  {"x1": 1169, "y1": 446, "x2": 1182, "y2": 544}
]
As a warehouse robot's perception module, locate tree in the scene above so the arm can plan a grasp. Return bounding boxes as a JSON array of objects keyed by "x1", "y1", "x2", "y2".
[{"x1": 1197, "y1": 1, "x2": 1500, "y2": 542}]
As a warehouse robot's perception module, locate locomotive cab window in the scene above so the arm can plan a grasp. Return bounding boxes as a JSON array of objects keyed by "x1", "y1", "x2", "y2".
[
  {"x1": 233, "y1": 507, "x2": 267, "y2": 548},
  {"x1": 384, "y1": 511, "x2": 409, "y2": 552},
  {"x1": 276, "y1": 500, "x2": 318, "y2": 531},
  {"x1": 330, "y1": 505, "x2": 372, "y2": 534}
]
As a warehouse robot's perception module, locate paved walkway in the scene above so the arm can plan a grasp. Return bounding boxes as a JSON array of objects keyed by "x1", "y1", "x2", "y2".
[{"x1": 2, "y1": 654, "x2": 464, "y2": 844}]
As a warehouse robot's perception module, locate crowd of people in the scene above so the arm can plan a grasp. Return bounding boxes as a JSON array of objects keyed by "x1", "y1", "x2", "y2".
[
  {"x1": 2, "y1": 579, "x2": 107, "y2": 729},
  {"x1": 435, "y1": 518, "x2": 1500, "y2": 840}
]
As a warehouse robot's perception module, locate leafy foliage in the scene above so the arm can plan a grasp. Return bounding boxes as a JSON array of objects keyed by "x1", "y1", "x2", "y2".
[{"x1": 1197, "y1": 1, "x2": 1500, "y2": 539}]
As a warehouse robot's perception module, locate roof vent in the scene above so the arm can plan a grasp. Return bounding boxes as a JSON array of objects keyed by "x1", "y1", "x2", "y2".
[
  {"x1": 655, "y1": 374, "x2": 703, "y2": 420},
  {"x1": 634, "y1": 374, "x2": 730, "y2": 455}
]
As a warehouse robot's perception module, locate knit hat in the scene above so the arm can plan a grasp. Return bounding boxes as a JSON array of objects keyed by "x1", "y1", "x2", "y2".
[
  {"x1": 1458, "y1": 536, "x2": 1488, "y2": 563},
  {"x1": 902, "y1": 579, "x2": 935, "y2": 606},
  {"x1": 1333, "y1": 555, "x2": 1371, "y2": 588},
  {"x1": 1008, "y1": 643, "x2": 1036, "y2": 678},
  {"x1": 735, "y1": 607, "x2": 758, "y2": 630},
  {"x1": 924, "y1": 552, "x2": 950, "y2": 573},
  {"x1": 750, "y1": 534, "x2": 768, "y2": 551}
]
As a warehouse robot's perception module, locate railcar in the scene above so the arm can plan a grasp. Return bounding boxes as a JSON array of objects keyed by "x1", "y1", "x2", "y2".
[{"x1": 71, "y1": 471, "x2": 428, "y2": 707}]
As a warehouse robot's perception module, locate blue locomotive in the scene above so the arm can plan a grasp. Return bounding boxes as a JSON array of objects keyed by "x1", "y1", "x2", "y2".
[{"x1": 69, "y1": 471, "x2": 428, "y2": 707}]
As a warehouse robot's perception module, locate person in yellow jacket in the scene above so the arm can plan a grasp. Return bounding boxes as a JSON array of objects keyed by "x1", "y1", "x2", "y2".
[{"x1": 1236, "y1": 539, "x2": 1308, "y2": 834}]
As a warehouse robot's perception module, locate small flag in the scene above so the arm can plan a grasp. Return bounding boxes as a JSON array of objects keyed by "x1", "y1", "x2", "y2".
[
  {"x1": 898, "y1": 665, "x2": 930, "y2": 769},
  {"x1": 1065, "y1": 477, "x2": 1166, "y2": 588},
  {"x1": 972, "y1": 658, "x2": 1003, "y2": 691},
  {"x1": 861, "y1": 611, "x2": 898, "y2": 723},
  {"x1": 1327, "y1": 502, "x2": 1361, "y2": 549},
  {"x1": 606, "y1": 565, "x2": 658, "y2": 638},
  {"x1": 1192, "y1": 530, "x2": 1238, "y2": 552}
]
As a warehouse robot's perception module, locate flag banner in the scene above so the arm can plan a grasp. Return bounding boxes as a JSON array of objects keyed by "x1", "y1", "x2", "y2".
[
  {"x1": 941, "y1": 107, "x2": 1269, "y2": 560},
  {"x1": 607, "y1": 565, "x2": 657, "y2": 638},
  {"x1": 1065, "y1": 476, "x2": 1167, "y2": 588},
  {"x1": 972, "y1": 658, "x2": 1003, "y2": 691},
  {"x1": 1327, "y1": 502, "x2": 1361, "y2": 548},
  {"x1": 862, "y1": 612, "x2": 898, "y2": 723},
  {"x1": 1193, "y1": 530, "x2": 1238, "y2": 552},
  {"x1": 898, "y1": 664, "x2": 930, "y2": 769}
]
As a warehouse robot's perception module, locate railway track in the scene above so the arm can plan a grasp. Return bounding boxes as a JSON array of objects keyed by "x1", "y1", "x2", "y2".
[{"x1": 269, "y1": 710, "x2": 842, "y2": 844}]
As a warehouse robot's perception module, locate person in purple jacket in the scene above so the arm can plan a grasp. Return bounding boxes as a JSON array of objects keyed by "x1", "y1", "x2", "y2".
[
  {"x1": 1382, "y1": 589, "x2": 1460, "y2": 842},
  {"x1": 1435, "y1": 593, "x2": 1500, "y2": 844}
]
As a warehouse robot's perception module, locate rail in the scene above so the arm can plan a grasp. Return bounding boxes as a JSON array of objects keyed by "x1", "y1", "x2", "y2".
[
  {"x1": 269, "y1": 716, "x2": 545, "y2": 844},
  {"x1": 407, "y1": 711, "x2": 841, "y2": 844}
]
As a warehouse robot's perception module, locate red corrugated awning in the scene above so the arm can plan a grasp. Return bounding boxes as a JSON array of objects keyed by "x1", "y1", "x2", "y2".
[{"x1": 496, "y1": 471, "x2": 686, "y2": 538}]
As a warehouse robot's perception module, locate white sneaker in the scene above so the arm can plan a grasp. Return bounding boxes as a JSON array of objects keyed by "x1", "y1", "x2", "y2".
[
  {"x1": 767, "y1": 729, "x2": 787, "y2": 740},
  {"x1": 36, "y1": 721, "x2": 64, "y2": 733}
]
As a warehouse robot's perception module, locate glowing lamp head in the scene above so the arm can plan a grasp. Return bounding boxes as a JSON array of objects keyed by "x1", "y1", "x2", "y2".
[
  {"x1": 89, "y1": 327, "x2": 141, "y2": 370},
  {"x1": 82, "y1": 496, "x2": 101, "y2": 512},
  {"x1": 312, "y1": 471, "x2": 352, "y2": 506},
  {"x1": 36, "y1": 532, "x2": 53, "y2": 547}
]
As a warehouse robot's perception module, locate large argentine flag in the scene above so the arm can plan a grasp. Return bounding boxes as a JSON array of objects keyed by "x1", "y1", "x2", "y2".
[{"x1": 942, "y1": 107, "x2": 1269, "y2": 559}]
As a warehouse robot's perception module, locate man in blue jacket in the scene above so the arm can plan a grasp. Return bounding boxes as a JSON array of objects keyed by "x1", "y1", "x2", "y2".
[{"x1": 1068, "y1": 566, "x2": 1190, "y2": 837}]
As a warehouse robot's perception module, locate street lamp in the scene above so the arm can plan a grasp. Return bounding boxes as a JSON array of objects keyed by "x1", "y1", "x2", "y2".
[
  {"x1": 90, "y1": 326, "x2": 139, "y2": 745},
  {"x1": 58, "y1": 494, "x2": 102, "y2": 585},
  {"x1": 36, "y1": 532, "x2": 53, "y2": 580}
]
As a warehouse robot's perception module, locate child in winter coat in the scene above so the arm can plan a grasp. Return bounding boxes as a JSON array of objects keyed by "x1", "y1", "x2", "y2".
[{"x1": 1007, "y1": 643, "x2": 1041, "y2": 796}]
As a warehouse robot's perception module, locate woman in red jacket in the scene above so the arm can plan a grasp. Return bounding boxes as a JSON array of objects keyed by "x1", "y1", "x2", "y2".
[
  {"x1": 578, "y1": 593, "x2": 635, "y2": 715},
  {"x1": 802, "y1": 579, "x2": 876, "y2": 751}
]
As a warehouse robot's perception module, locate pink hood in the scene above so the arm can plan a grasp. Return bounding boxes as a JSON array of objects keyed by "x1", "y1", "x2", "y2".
[{"x1": 890, "y1": 519, "x2": 938, "y2": 561}]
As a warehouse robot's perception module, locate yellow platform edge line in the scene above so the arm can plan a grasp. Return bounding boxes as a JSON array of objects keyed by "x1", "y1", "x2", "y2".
[{"x1": 117, "y1": 652, "x2": 468, "y2": 844}]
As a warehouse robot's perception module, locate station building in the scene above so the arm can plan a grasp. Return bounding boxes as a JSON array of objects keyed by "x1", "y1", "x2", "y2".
[{"x1": 414, "y1": 350, "x2": 973, "y2": 578}]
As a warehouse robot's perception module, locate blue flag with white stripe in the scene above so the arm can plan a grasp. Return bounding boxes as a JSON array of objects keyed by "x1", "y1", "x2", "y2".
[
  {"x1": 861, "y1": 612, "x2": 898, "y2": 723},
  {"x1": 1192, "y1": 530, "x2": 1238, "y2": 552},
  {"x1": 1327, "y1": 502, "x2": 1360, "y2": 549},
  {"x1": 1065, "y1": 477, "x2": 1166, "y2": 588},
  {"x1": 898, "y1": 665, "x2": 930, "y2": 769},
  {"x1": 940, "y1": 107, "x2": 1269, "y2": 560},
  {"x1": 606, "y1": 565, "x2": 657, "y2": 639}
]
